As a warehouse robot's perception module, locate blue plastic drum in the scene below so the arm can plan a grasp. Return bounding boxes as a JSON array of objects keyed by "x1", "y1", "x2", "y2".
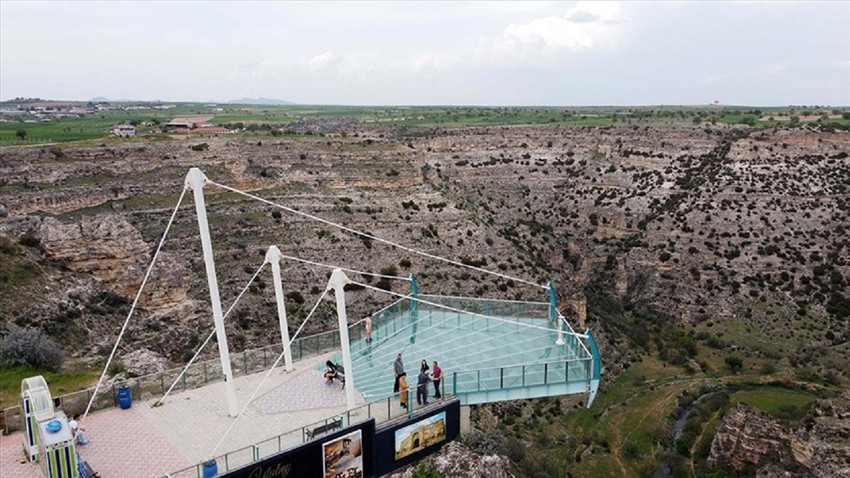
[
  {"x1": 117, "y1": 385, "x2": 132, "y2": 410},
  {"x1": 202, "y1": 460, "x2": 218, "y2": 477}
]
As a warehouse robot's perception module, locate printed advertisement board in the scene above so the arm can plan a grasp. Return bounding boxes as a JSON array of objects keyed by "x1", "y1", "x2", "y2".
[
  {"x1": 394, "y1": 411, "x2": 446, "y2": 460},
  {"x1": 373, "y1": 399, "x2": 460, "y2": 476},
  {"x1": 221, "y1": 420, "x2": 374, "y2": 478},
  {"x1": 323, "y1": 429, "x2": 364, "y2": 478}
]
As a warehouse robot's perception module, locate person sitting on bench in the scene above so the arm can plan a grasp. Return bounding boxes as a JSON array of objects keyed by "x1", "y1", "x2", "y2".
[{"x1": 324, "y1": 361, "x2": 340, "y2": 385}]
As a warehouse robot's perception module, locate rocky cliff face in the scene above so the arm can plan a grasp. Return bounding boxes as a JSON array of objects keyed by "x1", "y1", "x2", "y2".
[
  {"x1": 708, "y1": 395, "x2": 850, "y2": 477},
  {"x1": 37, "y1": 214, "x2": 189, "y2": 311},
  {"x1": 790, "y1": 394, "x2": 850, "y2": 478},
  {"x1": 389, "y1": 441, "x2": 515, "y2": 478},
  {"x1": 707, "y1": 403, "x2": 797, "y2": 472},
  {"x1": 0, "y1": 123, "x2": 847, "y2": 374}
]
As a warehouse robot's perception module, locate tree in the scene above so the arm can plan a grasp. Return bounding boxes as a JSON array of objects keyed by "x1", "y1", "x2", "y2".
[
  {"x1": 15, "y1": 129, "x2": 26, "y2": 140},
  {"x1": 0, "y1": 325, "x2": 65, "y2": 370},
  {"x1": 725, "y1": 355, "x2": 743, "y2": 373}
]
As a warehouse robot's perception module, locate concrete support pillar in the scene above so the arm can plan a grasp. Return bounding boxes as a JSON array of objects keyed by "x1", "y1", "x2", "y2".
[{"x1": 460, "y1": 405, "x2": 472, "y2": 435}]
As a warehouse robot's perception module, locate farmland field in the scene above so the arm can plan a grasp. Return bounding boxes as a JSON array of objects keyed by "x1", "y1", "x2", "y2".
[{"x1": 4, "y1": 102, "x2": 848, "y2": 146}]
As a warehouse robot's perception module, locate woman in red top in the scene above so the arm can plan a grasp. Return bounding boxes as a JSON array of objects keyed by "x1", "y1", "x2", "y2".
[{"x1": 432, "y1": 361, "x2": 443, "y2": 399}]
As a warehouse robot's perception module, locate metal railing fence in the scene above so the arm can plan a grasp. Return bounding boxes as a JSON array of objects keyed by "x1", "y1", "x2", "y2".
[{"x1": 161, "y1": 390, "x2": 453, "y2": 478}]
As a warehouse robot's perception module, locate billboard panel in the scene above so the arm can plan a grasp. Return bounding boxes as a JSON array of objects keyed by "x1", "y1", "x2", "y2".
[
  {"x1": 323, "y1": 429, "x2": 364, "y2": 478},
  {"x1": 394, "y1": 412, "x2": 446, "y2": 460},
  {"x1": 221, "y1": 420, "x2": 374, "y2": 478},
  {"x1": 373, "y1": 399, "x2": 460, "y2": 476}
]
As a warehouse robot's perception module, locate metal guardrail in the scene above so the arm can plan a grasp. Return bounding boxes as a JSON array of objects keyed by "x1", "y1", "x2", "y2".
[
  {"x1": 162, "y1": 390, "x2": 453, "y2": 478},
  {"x1": 451, "y1": 358, "x2": 592, "y2": 394},
  {"x1": 3, "y1": 295, "x2": 589, "y2": 437},
  {"x1": 163, "y1": 358, "x2": 591, "y2": 477},
  {"x1": 1, "y1": 327, "x2": 347, "y2": 435}
]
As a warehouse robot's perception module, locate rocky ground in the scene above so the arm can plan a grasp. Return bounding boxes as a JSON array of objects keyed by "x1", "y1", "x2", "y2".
[
  {"x1": 1, "y1": 122, "x2": 846, "y2": 372},
  {"x1": 1, "y1": 119, "x2": 848, "y2": 476},
  {"x1": 709, "y1": 392, "x2": 850, "y2": 477}
]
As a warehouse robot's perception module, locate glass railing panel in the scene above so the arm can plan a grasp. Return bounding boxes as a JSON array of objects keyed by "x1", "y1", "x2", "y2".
[
  {"x1": 502, "y1": 366, "x2": 525, "y2": 389},
  {"x1": 255, "y1": 435, "x2": 281, "y2": 459},
  {"x1": 522, "y1": 363, "x2": 546, "y2": 387},
  {"x1": 223, "y1": 446, "x2": 255, "y2": 471}
]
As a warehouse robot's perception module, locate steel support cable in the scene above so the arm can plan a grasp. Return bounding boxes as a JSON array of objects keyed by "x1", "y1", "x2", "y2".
[
  {"x1": 348, "y1": 281, "x2": 563, "y2": 335},
  {"x1": 207, "y1": 180, "x2": 546, "y2": 290},
  {"x1": 346, "y1": 307, "x2": 584, "y2": 380},
  {"x1": 77, "y1": 187, "x2": 188, "y2": 435},
  {"x1": 155, "y1": 261, "x2": 268, "y2": 407},
  {"x1": 208, "y1": 287, "x2": 331, "y2": 459},
  {"x1": 277, "y1": 252, "x2": 409, "y2": 281}
]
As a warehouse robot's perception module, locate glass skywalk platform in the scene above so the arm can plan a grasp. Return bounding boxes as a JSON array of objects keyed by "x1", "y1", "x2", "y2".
[{"x1": 326, "y1": 294, "x2": 601, "y2": 407}]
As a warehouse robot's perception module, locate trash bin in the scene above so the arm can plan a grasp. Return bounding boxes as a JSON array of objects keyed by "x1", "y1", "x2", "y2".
[
  {"x1": 117, "y1": 385, "x2": 132, "y2": 410},
  {"x1": 202, "y1": 460, "x2": 218, "y2": 477}
]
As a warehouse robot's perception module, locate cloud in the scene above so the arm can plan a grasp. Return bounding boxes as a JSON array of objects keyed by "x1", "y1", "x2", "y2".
[
  {"x1": 476, "y1": 1, "x2": 625, "y2": 67},
  {"x1": 567, "y1": 10, "x2": 600, "y2": 24},
  {"x1": 308, "y1": 51, "x2": 340, "y2": 70}
]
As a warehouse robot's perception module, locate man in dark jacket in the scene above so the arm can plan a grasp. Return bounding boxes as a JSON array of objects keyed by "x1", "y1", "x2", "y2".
[
  {"x1": 393, "y1": 353, "x2": 404, "y2": 393},
  {"x1": 417, "y1": 366, "x2": 430, "y2": 406}
]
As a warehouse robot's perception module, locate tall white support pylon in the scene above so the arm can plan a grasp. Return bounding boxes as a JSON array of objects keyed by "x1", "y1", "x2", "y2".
[
  {"x1": 265, "y1": 246, "x2": 293, "y2": 372},
  {"x1": 186, "y1": 168, "x2": 239, "y2": 418},
  {"x1": 329, "y1": 269, "x2": 357, "y2": 410}
]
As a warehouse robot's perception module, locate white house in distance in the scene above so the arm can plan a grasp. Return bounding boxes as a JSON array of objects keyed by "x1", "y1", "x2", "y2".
[{"x1": 110, "y1": 124, "x2": 136, "y2": 137}]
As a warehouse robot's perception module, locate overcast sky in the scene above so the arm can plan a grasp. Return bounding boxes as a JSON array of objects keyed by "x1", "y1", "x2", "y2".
[{"x1": 1, "y1": 1, "x2": 848, "y2": 106}]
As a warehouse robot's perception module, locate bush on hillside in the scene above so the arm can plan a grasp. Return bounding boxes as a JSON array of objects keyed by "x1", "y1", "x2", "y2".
[{"x1": 0, "y1": 324, "x2": 65, "y2": 370}]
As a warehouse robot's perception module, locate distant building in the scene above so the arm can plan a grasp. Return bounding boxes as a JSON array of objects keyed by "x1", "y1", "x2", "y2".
[
  {"x1": 170, "y1": 126, "x2": 230, "y2": 134},
  {"x1": 165, "y1": 120, "x2": 194, "y2": 129},
  {"x1": 111, "y1": 124, "x2": 136, "y2": 137}
]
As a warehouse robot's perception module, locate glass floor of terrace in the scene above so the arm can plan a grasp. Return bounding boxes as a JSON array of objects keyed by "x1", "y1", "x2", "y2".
[{"x1": 327, "y1": 295, "x2": 597, "y2": 406}]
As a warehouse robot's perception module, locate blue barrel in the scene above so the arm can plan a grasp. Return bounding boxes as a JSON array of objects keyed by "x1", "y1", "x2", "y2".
[
  {"x1": 117, "y1": 385, "x2": 132, "y2": 410},
  {"x1": 202, "y1": 460, "x2": 217, "y2": 477}
]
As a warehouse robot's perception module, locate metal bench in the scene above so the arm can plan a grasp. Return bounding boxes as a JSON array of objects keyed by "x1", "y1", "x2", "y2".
[{"x1": 305, "y1": 417, "x2": 343, "y2": 440}]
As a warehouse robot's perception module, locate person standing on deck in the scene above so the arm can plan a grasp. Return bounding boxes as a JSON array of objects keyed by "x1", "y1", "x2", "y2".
[
  {"x1": 432, "y1": 361, "x2": 443, "y2": 399},
  {"x1": 393, "y1": 353, "x2": 404, "y2": 393},
  {"x1": 364, "y1": 315, "x2": 373, "y2": 344},
  {"x1": 417, "y1": 366, "x2": 430, "y2": 406},
  {"x1": 398, "y1": 372, "x2": 409, "y2": 409}
]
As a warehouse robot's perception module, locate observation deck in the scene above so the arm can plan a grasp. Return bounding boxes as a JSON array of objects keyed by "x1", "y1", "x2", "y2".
[{"x1": 328, "y1": 294, "x2": 601, "y2": 407}]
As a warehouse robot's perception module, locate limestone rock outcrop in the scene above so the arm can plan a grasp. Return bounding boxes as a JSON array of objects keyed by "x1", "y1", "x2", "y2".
[
  {"x1": 38, "y1": 214, "x2": 189, "y2": 311},
  {"x1": 709, "y1": 397, "x2": 850, "y2": 478},
  {"x1": 390, "y1": 441, "x2": 515, "y2": 478},
  {"x1": 122, "y1": 348, "x2": 170, "y2": 376},
  {"x1": 707, "y1": 403, "x2": 796, "y2": 472}
]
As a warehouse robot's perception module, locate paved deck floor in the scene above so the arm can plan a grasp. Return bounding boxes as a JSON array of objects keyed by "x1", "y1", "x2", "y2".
[{"x1": 1, "y1": 351, "x2": 367, "y2": 478}]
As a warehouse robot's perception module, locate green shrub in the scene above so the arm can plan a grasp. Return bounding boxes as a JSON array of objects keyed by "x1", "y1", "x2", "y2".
[
  {"x1": 725, "y1": 356, "x2": 743, "y2": 373},
  {"x1": 463, "y1": 429, "x2": 505, "y2": 455},
  {"x1": 411, "y1": 463, "x2": 439, "y2": 478},
  {"x1": 285, "y1": 291, "x2": 305, "y2": 304},
  {"x1": 0, "y1": 325, "x2": 65, "y2": 371},
  {"x1": 18, "y1": 233, "x2": 40, "y2": 248}
]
